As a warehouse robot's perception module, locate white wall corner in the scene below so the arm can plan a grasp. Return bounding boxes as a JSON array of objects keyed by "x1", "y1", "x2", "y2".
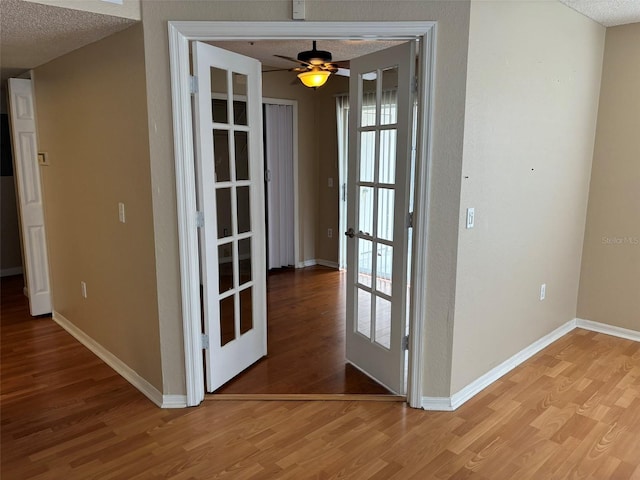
[
  {"x1": 162, "y1": 395, "x2": 188, "y2": 408},
  {"x1": 52, "y1": 311, "x2": 169, "y2": 408},
  {"x1": 576, "y1": 318, "x2": 640, "y2": 342},
  {"x1": 421, "y1": 396, "x2": 455, "y2": 411},
  {"x1": 296, "y1": 259, "x2": 317, "y2": 268},
  {"x1": 316, "y1": 259, "x2": 339, "y2": 269}
]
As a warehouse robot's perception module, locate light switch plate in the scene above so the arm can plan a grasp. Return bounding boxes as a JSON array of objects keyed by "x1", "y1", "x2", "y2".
[{"x1": 466, "y1": 208, "x2": 475, "y2": 229}]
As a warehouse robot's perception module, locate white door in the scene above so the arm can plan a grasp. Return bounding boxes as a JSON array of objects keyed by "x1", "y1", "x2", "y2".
[
  {"x1": 192, "y1": 42, "x2": 267, "y2": 392},
  {"x1": 264, "y1": 103, "x2": 295, "y2": 270},
  {"x1": 345, "y1": 42, "x2": 416, "y2": 394},
  {"x1": 7, "y1": 78, "x2": 52, "y2": 316}
]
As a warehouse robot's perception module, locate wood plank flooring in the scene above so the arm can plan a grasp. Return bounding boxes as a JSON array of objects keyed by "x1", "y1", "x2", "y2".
[
  {"x1": 2, "y1": 274, "x2": 640, "y2": 479},
  {"x1": 216, "y1": 266, "x2": 391, "y2": 394}
]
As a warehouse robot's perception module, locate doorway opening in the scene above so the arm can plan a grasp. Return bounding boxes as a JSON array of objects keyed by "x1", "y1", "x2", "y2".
[{"x1": 169, "y1": 21, "x2": 436, "y2": 408}]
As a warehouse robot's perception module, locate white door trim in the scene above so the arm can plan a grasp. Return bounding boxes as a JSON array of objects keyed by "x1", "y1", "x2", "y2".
[{"x1": 168, "y1": 21, "x2": 436, "y2": 407}]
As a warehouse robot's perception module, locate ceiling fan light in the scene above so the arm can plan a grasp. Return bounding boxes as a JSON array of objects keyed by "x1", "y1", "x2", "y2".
[{"x1": 297, "y1": 70, "x2": 331, "y2": 88}]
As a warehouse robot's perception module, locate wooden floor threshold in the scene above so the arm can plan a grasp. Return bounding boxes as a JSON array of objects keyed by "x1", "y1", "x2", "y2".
[{"x1": 205, "y1": 393, "x2": 406, "y2": 402}]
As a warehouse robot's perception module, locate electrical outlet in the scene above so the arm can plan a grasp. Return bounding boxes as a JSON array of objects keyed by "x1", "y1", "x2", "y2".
[
  {"x1": 118, "y1": 202, "x2": 126, "y2": 223},
  {"x1": 328, "y1": 177, "x2": 333, "y2": 187},
  {"x1": 540, "y1": 283, "x2": 546, "y2": 301},
  {"x1": 81, "y1": 281, "x2": 87, "y2": 299},
  {"x1": 328, "y1": 228, "x2": 333, "y2": 238}
]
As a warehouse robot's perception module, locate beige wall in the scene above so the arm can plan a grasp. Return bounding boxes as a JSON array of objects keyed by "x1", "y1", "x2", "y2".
[
  {"x1": 261, "y1": 70, "x2": 323, "y2": 264},
  {"x1": 451, "y1": 1, "x2": 605, "y2": 393},
  {"x1": 314, "y1": 74, "x2": 349, "y2": 264},
  {"x1": 34, "y1": 25, "x2": 162, "y2": 391},
  {"x1": 141, "y1": 0, "x2": 471, "y2": 397},
  {"x1": 577, "y1": 24, "x2": 640, "y2": 332}
]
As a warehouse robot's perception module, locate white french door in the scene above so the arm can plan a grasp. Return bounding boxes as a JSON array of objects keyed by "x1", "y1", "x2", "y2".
[
  {"x1": 192, "y1": 42, "x2": 267, "y2": 392},
  {"x1": 7, "y1": 78, "x2": 52, "y2": 316},
  {"x1": 345, "y1": 42, "x2": 416, "y2": 394}
]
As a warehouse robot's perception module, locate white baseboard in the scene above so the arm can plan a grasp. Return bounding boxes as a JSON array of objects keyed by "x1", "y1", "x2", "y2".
[
  {"x1": 295, "y1": 259, "x2": 339, "y2": 269},
  {"x1": 316, "y1": 259, "x2": 339, "y2": 269},
  {"x1": 1, "y1": 266, "x2": 23, "y2": 277},
  {"x1": 52, "y1": 311, "x2": 182, "y2": 409},
  {"x1": 422, "y1": 319, "x2": 576, "y2": 411},
  {"x1": 161, "y1": 394, "x2": 188, "y2": 408},
  {"x1": 576, "y1": 318, "x2": 640, "y2": 342},
  {"x1": 296, "y1": 259, "x2": 317, "y2": 268},
  {"x1": 421, "y1": 396, "x2": 455, "y2": 411},
  {"x1": 422, "y1": 317, "x2": 639, "y2": 411}
]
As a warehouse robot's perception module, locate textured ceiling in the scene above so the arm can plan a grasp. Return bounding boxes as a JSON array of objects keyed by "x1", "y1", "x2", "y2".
[
  {"x1": 558, "y1": 0, "x2": 640, "y2": 26},
  {"x1": 0, "y1": 0, "x2": 135, "y2": 76},
  {"x1": 208, "y1": 39, "x2": 405, "y2": 70}
]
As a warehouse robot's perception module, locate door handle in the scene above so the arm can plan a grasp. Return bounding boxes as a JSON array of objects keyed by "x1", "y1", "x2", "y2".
[{"x1": 345, "y1": 228, "x2": 355, "y2": 238}]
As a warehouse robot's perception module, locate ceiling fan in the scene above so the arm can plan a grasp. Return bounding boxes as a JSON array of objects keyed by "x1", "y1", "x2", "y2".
[{"x1": 274, "y1": 41, "x2": 350, "y2": 88}]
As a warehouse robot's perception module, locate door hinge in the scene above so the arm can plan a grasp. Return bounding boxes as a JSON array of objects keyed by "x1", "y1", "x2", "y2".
[
  {"x1": 189, "y1": 75, "x2": 198, "y2": 94},
  {"x1": 196, "y1": 211, "x2": 204, "y2": 228},
  {"x1": 402, "y1": 335, "x2": 410, "y2": 351},
  {"x1": 407, "y1": 211, "x2": 414, "y2": 229},
  {"x1": 201, "y1": 333, "x2": 209, "y2": 350}
]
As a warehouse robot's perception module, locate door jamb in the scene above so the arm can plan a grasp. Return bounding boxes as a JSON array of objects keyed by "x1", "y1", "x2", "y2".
[{"x1": 168, "y1": 21, "x2": 436, "y2": 408}]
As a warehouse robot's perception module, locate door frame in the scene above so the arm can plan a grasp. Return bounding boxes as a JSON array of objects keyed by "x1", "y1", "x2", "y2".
[{"x1": 168, "y1": 21, "x2": 437, "y2": 408}]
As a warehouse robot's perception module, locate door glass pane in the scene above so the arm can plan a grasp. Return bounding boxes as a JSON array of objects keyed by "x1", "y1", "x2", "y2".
[
  {"x1": 379, "y1": 129, "x2": 397, "y2": 184},
  {"x1": 359, "y1": 131, "x2": 375, "y2": 182},
  {"x1": 211, "y1": 67, "x2": 228, "y2": 124},
  {"x1": 357, "y1": 288, "x2": 372, "y2": 339},
  {"x1": 212, "y1": 98, "x2": 228, "y2": 126},
  {"x1": 218, "y1": 243, "x2": 234, "y2": 293},
  {"x1": 361, "y1": 74, "x2": 377, "y2": 127},
  {"x1": 380, "y1": 68, "x2": 398, "y2": 126},
  {"x1": 219, "y1": 295, "x2": 235, "y2": 346},
  {"x1": 237, "y1": 186, "x2": 251, "y2": 234},
  {"x1": 213, "y1": 130, "x2": 230, "y2": 182},
  {"x1": 377, "y1": 188, "x2": 395, "y2": 242},
  {"x1": 358, "y1": 186, "x2": 374, "y2": 236},
  {"x1": 239, "y1": 287, "x2": 253, "y2": 334},
  {"x1": 375, "y1": 296, "x2": 391, "y2": 349},
  {"x1": 376, "y1": 244, "x2": 393, "y2": 296},
  {"x1": 234, "y1": 131, "x2": 249, "y2": 180},
  {"x1": 216, "y1": 188, "x2": 232, "y2": 238},
  {"x1": 233, "y1": 100, "x2": 248, "y2": 126},
  {"x1": 358, "y1": 239, "x2": 373, "y2": 287},
  {"x1": 238, "y1": 238, "x2": 252, "y2": 285}
]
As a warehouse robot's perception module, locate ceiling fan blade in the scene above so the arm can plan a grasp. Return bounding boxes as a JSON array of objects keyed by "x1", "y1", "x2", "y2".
[
  {"x1": 274, "y1": 54, "x2": 311, "y2": 67},
  {"x1": 332, "y1": 60, "x2": 350, "y2": 68},
  {"x1": 335, "y1": 68, "x2": 350, "y2": 78}
]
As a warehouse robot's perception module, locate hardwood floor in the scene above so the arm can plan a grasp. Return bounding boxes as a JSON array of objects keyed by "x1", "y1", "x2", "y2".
[
  {"x1": 2, "y1": 274, "x2": 640, "y2": 479},
  {"x1": 216, "y1": 266, "x2": 391, "y2": 394}
]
